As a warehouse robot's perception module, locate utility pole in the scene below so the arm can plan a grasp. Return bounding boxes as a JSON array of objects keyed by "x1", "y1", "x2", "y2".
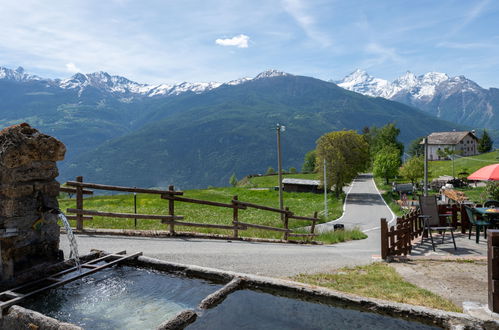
[
  {"x1": 324, "y1": 158, "x2": 328, "y2": 218},
  {"x1": 424, "y1": 137, "x2": 428, "y2": 196},
  {"x1": 276, "y1": 124, "x2": 285, "y2": 215}
]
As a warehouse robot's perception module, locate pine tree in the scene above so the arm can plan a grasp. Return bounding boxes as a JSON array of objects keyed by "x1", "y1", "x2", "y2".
[
  {"x1": 229, "y1": 173, "x2": 238, "y2": 187},
  {"x1": 478, "y1": 129, "x2": 493, "y2": 153}
]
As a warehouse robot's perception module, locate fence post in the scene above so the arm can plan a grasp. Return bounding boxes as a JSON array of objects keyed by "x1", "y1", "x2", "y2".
[
  {"x1": 451, "y1": 204, "x2": 458, "y2": 228},
  {"x1": 168, "y1": 185, "x2": 175, "y2": 235},
  {"x1": 75, "y1": 176, "x2": 83, "y2": 231},
  {"x1": 283, "y1": 207, "x2": 290, "y2": 241},
  {"x1": 134, "y1": 189, "x2": 137, "y2": 229},
  {"x1": 488, "y1": 230, "x2": 499, "y2": 313},
  {"x1": 232, "y1": 195, "x2": 239, "y2": 239},
  {"x1": 380, "y1": 218, "x2": 388, "y2": 260},
  {"x1": 460, "y1": 204, "x2": 469, "y2": 234},
  {"x1": 310, "y1": 211, "x2": 318, "y2": 235}
]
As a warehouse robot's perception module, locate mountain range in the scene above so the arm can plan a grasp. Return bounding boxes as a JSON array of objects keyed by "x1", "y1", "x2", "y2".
[
  {"x1": 337, "y1": 69, "x2": 499, "y2": 131},
  {"x1": 0, "y1": 66, "x2": 491, "y2": 188}
]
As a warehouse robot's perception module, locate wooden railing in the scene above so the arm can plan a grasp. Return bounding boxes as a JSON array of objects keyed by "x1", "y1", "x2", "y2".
[
  {"x1": 62, "y1": 176, "x2": 319, "y2": 241},
  {"x1": 380, "y1": 210, "x2": 423, "y2": 259}
]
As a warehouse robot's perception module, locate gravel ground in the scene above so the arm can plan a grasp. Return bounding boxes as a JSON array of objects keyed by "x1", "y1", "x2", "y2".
[{"x1": 391, "y1": 259, "x2": 488, "y2": 308}]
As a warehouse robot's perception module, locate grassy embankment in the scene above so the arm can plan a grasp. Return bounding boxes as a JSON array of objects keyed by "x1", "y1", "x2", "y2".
[
  {"x1": 59, "y1": 173, "x2": 366, "y2": 244},
  {"x1": 292, "y1": 263, "x2": 460, "y2": 312},
  {"x1": 375, "y1": 150, "x2": 499, "y2": 215}
]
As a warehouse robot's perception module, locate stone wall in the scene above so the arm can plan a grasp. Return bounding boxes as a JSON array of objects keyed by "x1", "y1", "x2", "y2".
[{"x1": 0, "y1": 123, "x2": 66, "y2": 286}]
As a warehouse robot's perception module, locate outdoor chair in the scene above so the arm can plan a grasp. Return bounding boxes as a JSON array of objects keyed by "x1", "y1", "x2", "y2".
[
  {"x1": 418, "y1": 195, "x2": 457, "y2": 251},
  {"x1": 464, "y1": 206, "x2": 491, "y2": 244},
  {"x1": 484, "y1": 200, "x2": 499, "y2": 208}
]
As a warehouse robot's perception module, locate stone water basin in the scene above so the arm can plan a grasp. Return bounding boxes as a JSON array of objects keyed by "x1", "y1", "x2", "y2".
[
  {"x1": 20, "y1": 264, "x2": 442, "y2": 330},
  {"x1": 21, "y1": 266, "x2": 223, "y2": 329}
]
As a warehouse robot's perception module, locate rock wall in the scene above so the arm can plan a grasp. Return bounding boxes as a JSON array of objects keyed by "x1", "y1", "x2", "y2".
[{"x1": 0, "y1": 123, "x2": 66, "y2": 286}]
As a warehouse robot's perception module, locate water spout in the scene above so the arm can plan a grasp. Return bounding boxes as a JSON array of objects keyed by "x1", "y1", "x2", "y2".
[{"x1": 58, "y1": 213, "x2": 81, "y2": 273}]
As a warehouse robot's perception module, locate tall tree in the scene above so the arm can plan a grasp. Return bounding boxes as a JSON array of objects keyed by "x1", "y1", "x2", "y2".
[
  {"x1": 370, "y1": 123, "x2": 404, "y2": 159},
  {"x1": 316, "y1": 130, "x2": 369, "y2": 197},
  {"x1": 408, "y1": 137, "x2": 425, "y2": 157},
  {"x1": 373, "y1": 145, "x2": 401, "y2": 184},
  {"x1": 229, "y1": 173, "x2": 238, "y2": 187},
  {"x1": 478, "y1": 129, "x2": 493, "y2": 153},
  {"x1": 399, "y1": 156, "x2": 424, "y2": 185},
  {"x1": 302, "y1": 150, "x2": 317, "y2": 173}
]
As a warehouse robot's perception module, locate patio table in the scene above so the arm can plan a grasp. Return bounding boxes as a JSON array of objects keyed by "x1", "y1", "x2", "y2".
[{"x1": 474, "y1": 207, "x2": 499, "y2": 225}]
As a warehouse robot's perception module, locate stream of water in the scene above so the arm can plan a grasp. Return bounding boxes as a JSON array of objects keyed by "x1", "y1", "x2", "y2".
[{"x1": 58, "y1": 213, "x2": 81, "y2": 273}]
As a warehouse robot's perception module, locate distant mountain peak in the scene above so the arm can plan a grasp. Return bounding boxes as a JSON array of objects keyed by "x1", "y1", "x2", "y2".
[
  {"x1": 0, "y1": 66, "x2": 41, "y2": 82},
  {"x1": 337, "y1": 69, "x2": 390, "y2": 97},
  {"x1": 254, "y1": 69, "x2": 292, "y2": 79},
  {"x1": 338, "y1": 69, "x2": 458, "y2": 100}
]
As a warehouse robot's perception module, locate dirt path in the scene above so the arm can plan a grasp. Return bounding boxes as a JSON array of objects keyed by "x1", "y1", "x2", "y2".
[{"x1": 391, "y1": 259, "x2": 487, "y2": 309}]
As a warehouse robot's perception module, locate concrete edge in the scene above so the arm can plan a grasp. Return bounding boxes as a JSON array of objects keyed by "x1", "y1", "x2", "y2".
[
  {"x1": 63, "y1": 228, "x2": 323, "y2": 245},
  {"x1": 0, "y1": 302, "x2": 82, "y2": 330},
  {"x1": 129, "y1": 255, "x2": 497, "y2": 329}
]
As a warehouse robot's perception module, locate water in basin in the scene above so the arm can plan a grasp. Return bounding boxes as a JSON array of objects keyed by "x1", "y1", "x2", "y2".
[
  {"x1": 22, "y1": 266, "x2": 223, "y2": 329},
  {"x1": 187, "y1": 289, "x2": 441, "y2": 330}
]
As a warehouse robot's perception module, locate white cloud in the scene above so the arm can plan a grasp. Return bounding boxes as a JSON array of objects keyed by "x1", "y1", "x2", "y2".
[
  {"x1": 363, "y1": 42, "x2": 403, "y2": 67},
  {"x1": 449, "y1": 0, "x2": 490, "y2": 35},
  {"x1": 65, "y1": 62, "x2": 81, "y2": 73},
  {"x1": 215, "y1": 34, "x2": 250, "y2": 48},
  {"x1": 282, "y1": 0, "x2": 332, "y2": 47}
]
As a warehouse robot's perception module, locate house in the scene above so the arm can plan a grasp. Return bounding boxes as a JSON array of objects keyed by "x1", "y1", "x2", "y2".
[
  {"x1": 422, "y1": 131, "x2": 479, "y2": 160},
  {"x1": 282, "y1": 178, "x2": 323, "y2": 193}
]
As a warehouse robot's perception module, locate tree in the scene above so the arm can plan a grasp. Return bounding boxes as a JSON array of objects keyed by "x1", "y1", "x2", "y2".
[
  {"x1": 373, "y1": 146, "x2": 401, "y2": 184},
  {"x1": 436, "y1": 147, "x2": 461, "y2": 177},
  {"x1": 370, "y1": 123, "x2": 404, "y2": 159},
  {"x1": 408, "y1": 137, "x2": 425, "y2": 157},
  {"x1": 266, "y1": 167, "x2": 275, "y2": 175},
  {"x1": 399, "y1": 156, "x2": 424, "y2": 185},
  {"x1": 316, "y1": 130, "x2": 369, "y2": 197},
  {"x1": 289, "y1": 167, "x2": 297, "y2": 174},
  {"x1": 478, "y1": 129, "x2": 493, "y2": 153},
  {"x1": 229, "y1": 173, "x2": 238, "y2": 187},
  {"x1": 302, "y1": 150, "x2": 316, "y2": 173}
]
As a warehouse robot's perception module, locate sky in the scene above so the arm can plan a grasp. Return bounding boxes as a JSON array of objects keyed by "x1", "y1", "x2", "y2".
[{"x1": 1, "y1": 0, "x2": 498, "y2": 87}]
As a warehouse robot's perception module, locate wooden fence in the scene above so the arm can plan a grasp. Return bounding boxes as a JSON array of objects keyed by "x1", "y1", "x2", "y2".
[
  {"x1": 381, "y1": 204, "x2": 473, "y2": 259},
  {"x1": 380, "y1": 210, "x2": 423, "y2": 259},
  {"x1": 62, "y1": 176, "x2": 319, "y2": 241}
]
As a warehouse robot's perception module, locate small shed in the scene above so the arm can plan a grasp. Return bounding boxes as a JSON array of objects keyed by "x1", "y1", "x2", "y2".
[{"x1": 282, "y1": 178, "x2": 323, "y2": 193}]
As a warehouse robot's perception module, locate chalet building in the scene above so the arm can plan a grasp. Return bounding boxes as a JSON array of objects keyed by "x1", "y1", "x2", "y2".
[{"x1": 423, "y1": 131, "x2": 479, "y2": 160}]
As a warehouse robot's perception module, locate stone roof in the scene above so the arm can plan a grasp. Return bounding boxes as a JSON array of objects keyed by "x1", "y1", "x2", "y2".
[
  {"x1": 282, "y1": 178, "x2": 321, "y2": 186},
  {"x1": 423, "y1": 131, "x2": 478, "y2": 145}
]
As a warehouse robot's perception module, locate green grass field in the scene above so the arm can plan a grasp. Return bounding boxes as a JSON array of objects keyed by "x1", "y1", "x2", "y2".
[
  {"x1": 59, "y1": 173, "x2": 361, "y2": 244},
  {"x1": 428, "y1": 150, "x2": 499, "y2": 179}
]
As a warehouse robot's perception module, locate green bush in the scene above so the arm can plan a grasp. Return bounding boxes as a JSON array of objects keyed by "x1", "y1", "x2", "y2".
[{"x1": 485, "y1": 182, "x2": 499, "y2": 201}]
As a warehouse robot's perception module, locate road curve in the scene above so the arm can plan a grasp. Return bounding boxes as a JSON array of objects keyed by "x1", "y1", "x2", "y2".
[{"x1": 61, "y1": 174, "x2": 394, "y2": 277}]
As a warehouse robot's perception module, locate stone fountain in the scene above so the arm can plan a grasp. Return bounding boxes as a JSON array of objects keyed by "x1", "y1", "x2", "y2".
[{"x1": 0, "y1": 123, "x2": 65, "y2": 288}]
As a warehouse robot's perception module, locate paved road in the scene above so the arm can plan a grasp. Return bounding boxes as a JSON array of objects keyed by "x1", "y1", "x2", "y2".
[{"x1": 61, "y1": 174, "x2": 394, "y2": 277}]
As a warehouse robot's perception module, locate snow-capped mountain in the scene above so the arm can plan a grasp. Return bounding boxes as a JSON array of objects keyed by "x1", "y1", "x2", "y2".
[
  {"x1": 0, "y1": 66, "x2": 277, "y2": 99},
  {"x1": 58, "y1": 71, "x2": 224, "y2": 98},
  {"x1": 336, "y1": 69, "x2": 392, "y2": 98},
  {"x1": 337, "y1": 69, "x2": 451, "y2": 100},
  {"x1": 0, "y1": 66, "x2": 42, "y2": 82},
  {"x1": 337, "y1": 69, "x2": 498, "y2": 130}
]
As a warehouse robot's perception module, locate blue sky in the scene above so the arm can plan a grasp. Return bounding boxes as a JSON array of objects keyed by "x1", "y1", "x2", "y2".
[{"x1": 1, "y1": 0, "x2": 498, "y2": 87}]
